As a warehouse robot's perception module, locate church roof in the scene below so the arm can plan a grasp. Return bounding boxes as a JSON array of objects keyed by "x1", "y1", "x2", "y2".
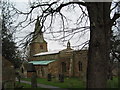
[
  {"x1": 28, "y1": 60, "x2": 56, "y2": 65},
  {"x1": 34, "y1": 50, "x2": 60, "y2": 56}
]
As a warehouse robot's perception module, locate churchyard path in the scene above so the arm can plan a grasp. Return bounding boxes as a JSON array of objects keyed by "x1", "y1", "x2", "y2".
[{"x1": 16, "y1": 80, "x2": 69, "y2": 90}]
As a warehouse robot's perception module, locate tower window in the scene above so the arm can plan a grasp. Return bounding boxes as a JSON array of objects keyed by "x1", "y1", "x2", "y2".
[
  {"x1": 78, "y1": 61, "x2": 82, "y2": 71},
  {"x1": 40, "y1": 45, "x2": 43, "y2": 49}
]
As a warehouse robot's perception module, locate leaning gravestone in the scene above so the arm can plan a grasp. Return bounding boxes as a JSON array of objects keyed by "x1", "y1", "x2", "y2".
[{"x1": 31, "y1": 72, "x2": 37, "y2": 88}]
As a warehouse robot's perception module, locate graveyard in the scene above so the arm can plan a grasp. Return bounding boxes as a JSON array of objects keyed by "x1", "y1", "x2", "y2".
[
  {"x1": 21, "y1": 77, "x2": 85, "y2": 88},
  {"x1": 16, "y1": 76, "x2": 118, "y2": 88},
  {"x1": 2, "y1": 0, "x2": 120, "y2": 89}
]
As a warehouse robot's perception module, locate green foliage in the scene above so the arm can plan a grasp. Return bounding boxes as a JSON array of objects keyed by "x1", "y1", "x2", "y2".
[
  {"x1": 2, "y1": 1, "x2": 22, "y2": 68},
  {"x1": 107, "y1": 77, "x2": 119, "y2": 88}
]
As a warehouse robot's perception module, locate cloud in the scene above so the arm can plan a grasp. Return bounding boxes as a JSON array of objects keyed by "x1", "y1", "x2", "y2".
[{"x1": 10, "y1": 0, "x2": 29, "y2": 3}]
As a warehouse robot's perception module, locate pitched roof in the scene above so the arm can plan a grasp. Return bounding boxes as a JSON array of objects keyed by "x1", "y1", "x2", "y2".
[
  {"x1": 33, "y1": 51, "x2": 60, "y2": 56},
  {"x1": 28, "y1": 60, "x2": 56, "y2": 65}
]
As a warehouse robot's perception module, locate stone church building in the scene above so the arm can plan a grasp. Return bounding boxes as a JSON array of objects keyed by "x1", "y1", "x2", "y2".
[{"x1": 24, "y1": 17, "x2": 88, "y2": 79}]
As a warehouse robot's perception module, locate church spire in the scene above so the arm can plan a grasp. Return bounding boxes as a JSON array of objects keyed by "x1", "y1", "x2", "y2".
[
  {"x1": 32, "y1": 16, "x2": 45, "y2": 43},
  {"x1": 34, "y1": 16, "x2": 42, "y2": 35},
  {"x1": 67, "y1": 41, "x2": 71, "y2": 49}
]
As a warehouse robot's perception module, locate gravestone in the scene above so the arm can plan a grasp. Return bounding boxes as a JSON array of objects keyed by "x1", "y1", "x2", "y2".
[
  {"x1": 47, "y1": 73, "x2": 52, "y2": 81},
  {"x1": 59, "y1": 74, "x2": 64, "y2": 82},
  {"x1": 31, "y1": 72, "x2": 37, "y2": 88},
  {"x1": 15, "y1": 72, "x2": 21, "y2": 83},
  {"x1": 27, "y1": 63, "x2": 37, "y2": 88}
]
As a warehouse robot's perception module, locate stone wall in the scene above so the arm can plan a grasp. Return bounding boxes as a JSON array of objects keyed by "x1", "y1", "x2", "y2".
[
  {"x1": 28, "y1": 50, "x2": 88, "y2": 79},
  {"x1": 28, "y1": 61, "x2": 60, "y2": 78},
  {"x1": 30, "y1": 42, "x2": 41, "y2": 57},
  {"x1": 73, "y1": 50, "x2": 88, "y2": 80},
  {"x1": 29, "y1": 42, "x2": 47, "y2": 58},
  {"x1": 29, "y1": 54, "x2": 59, "y2": 61},
  {"x1": 58, "y1": 50, "x2": 88, "y2": 78},
  {"x1": 35, "y1": 65, "x2": 48, "y2": 78},
  {"x1": 27, "y1": 72, "x2": 33, "y2": 77},
  {"x1": 48, "y1": 61, "x2": 59, "y2": 77},
  {"x1": 58, "y1": 57, "x2": 71, "y2": 77}
]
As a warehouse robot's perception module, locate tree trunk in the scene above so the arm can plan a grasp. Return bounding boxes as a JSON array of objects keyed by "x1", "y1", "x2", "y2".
[{"x1": 86, "y1": 2, "x2": 111, "y2": 88}]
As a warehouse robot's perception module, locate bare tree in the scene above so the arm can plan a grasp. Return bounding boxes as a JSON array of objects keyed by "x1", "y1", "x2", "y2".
[{"x1": 11, "y1": 0, "x2": 120, "y2": 88}]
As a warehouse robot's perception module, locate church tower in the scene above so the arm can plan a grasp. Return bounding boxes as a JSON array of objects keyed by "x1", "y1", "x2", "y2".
[{"x1": 29, "y1": 17, "x2": 47, "y2": 57}]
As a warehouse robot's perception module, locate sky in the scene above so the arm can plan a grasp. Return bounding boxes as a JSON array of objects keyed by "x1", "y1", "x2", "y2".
[
  {"x1": 9, "y1": 0, "x2": 90, "y2": 51},
  {"x1": 6, "y1": 0, "x2": 119, "y2": 52}
]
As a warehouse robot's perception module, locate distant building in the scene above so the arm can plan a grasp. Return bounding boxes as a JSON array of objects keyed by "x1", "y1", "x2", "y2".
[{"x1": 23, "y1": 17, "x2": 88, "y2": 79}]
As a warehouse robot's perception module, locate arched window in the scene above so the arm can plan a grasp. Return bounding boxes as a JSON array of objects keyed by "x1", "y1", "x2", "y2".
[
  {"x1": 78, "y1": 61, "x2": 82, "y2": 71},
  {"x1": 61, "y1": 62, "x2": 66, "y2": 73},
  {"x1": 21, "y1": 68, "x2": 24, "y2": 73},
  {"x1": 37, "y1": 70, "x2": 41, "y2": 75}
]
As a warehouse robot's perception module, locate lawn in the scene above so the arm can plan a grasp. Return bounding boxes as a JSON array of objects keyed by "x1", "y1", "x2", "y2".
[
  {"x1": 15, "y1": 81, "x2": 49, "y2": 90},
  {"x1": 15, "y1": 81, "x2": 31, "y2": 88},
  {"x1": 22, "y1": 77, "x2": 86, "y2": 88},
  {"x1": 107, "y1": 77, "x2": 119, "y2": 88},
  {"x1": 38, "y1": 77, "x2": 85, "y2": 88},
  {"x1": 21, "y1": 76, "x2": 119, "y2": 88}
]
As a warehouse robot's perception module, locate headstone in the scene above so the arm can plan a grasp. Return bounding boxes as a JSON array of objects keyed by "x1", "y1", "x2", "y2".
[
  {"x1": 59, "y1": 74, "x2": 64, "y2": 82},
  {"x1": 47, "y1": 73, "x2": 52, "y2": 81},
  {"x1": 15, "y1": 72, "x2": 21, "y2": 83},
  {"x1": 31, "y1": 72, "x2": 37, "y2": 88}
]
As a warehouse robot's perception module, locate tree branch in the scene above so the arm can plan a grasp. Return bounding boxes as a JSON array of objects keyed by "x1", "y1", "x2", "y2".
[
  {"x1": 56, "y1": 2, "x2": 86, "y2": 12},
  {"x1": 111, "y1": 13, "x2": 120, "y2": 24}
]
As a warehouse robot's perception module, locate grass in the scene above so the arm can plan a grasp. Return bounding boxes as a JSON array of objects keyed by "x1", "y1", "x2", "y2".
[
  {"x1": 22, "y1": 77, "x2": 85, "y2": 88},
  {"x1": 21, "y1": 76, "x2": 119, "y2": 88},
  {"x1": 15, "y1": 81, "x2": 31, "y2": 88},
  {"x1": 38, "y1": 77, "x2": 85, "y2": 88},
  {"x1": 15, "y1": 81, "x2": 49, "y2": 90},
  {"x1": 107, "y1": 77, "x2": 119, "y2": 88}
]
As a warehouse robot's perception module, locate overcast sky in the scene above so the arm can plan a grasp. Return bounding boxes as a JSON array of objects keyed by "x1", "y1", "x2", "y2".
[
  {"x1": 9, "y1": 0, "x2": 90, "y2": 51},
  {"x1": 8, "y1": 0, "x2": 119, "y2": 52}
]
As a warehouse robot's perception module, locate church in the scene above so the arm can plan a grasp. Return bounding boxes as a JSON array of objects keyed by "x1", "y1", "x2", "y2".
[{"x1": 21, "y1": 17, "x2": 88, "y2": 79}]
